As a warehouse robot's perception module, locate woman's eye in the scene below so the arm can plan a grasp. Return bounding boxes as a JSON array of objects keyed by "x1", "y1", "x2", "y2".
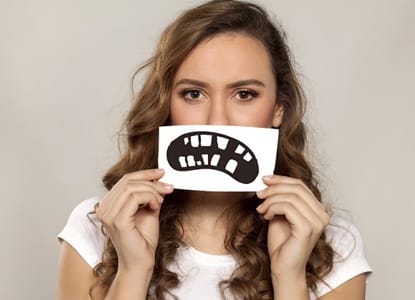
[
  {"x1": 235, "y1": 90, "x2": 258, "y2": 101},
  {"x1": 181, "y1": 89, "x2": 203, "y2": 100}
]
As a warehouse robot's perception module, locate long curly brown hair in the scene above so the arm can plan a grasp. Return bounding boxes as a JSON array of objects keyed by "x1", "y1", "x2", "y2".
[{"x1": 90, "y1": 1, "x2": 334, "y2": 299}]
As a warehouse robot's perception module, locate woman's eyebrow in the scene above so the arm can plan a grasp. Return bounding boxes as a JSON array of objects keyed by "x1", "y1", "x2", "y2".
[
  {"x1": 227, "y1": 79, "x2": 265, "y2": 88},
  {"x1": 174, "y1": 78, "x2": 266, "y2": 88},
  {"x1": 174, "y1": 79, "x2": 208, "y2": 88}
]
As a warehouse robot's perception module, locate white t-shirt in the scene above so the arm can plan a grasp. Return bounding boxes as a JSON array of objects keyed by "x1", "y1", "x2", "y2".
[{"x1": 58, "y1": 197, "x2": 372, "y2": 299}]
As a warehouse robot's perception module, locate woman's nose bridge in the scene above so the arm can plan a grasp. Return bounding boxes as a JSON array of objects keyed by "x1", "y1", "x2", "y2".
[{"x1": 207, "y1": 95, "x2": 229, "y2": 124}]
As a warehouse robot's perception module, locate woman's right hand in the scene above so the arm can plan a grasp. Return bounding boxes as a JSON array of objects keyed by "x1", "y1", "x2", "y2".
[{"x1": 96, "y1": 168, "x2": 174, "y2": 273}]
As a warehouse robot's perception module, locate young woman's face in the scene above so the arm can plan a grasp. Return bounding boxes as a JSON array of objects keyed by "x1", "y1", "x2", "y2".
[{"x1": 170, "y1": 33, "x2": 283, "y2": 127}]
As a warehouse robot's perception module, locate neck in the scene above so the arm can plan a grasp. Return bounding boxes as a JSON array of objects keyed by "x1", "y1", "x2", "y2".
[
  {"x1": 185, "y1": 191, "x2": 248, "y2": 222},
  {"x1": 180, "y1": 191, "x2": 254, "y2": 254}
]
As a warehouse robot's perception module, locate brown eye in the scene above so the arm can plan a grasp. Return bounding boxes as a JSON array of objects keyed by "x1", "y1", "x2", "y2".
[
  {"x1": 236, "y1": 90, "x2": 258, "y2": 101},
  {"x1": 181, "y1": 89, "x2": 203, "y2": 101},
  {"x1": 189, "y1": 90, "x2": 201, "y2": 98}
]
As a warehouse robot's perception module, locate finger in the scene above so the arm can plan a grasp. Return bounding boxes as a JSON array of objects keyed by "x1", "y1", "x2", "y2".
[
  {"x1": 100, "y1": 184, "x2": 164, "y2": 227},
  {"x1": 113, "y1": 190, "x2": 161, "y2": 232},
  {"x1": 260, "y1": 175, "x2": 328, "y2": 221},
  {"x1": 98, "y1": 180, "x2": 173, "y2": 225},
  {"x1": 120, "y1": 180, "x2": 174, "y2": 197},
  {"x1": 257, "y1": 193, "x2": 322, "y2": 227},
  {"x1": 261, "y1": 201, "x2": 313, "y2": 238},
  {"x1": 262, "y1": 175, "x2": 313, "y2": 195},
  {"x1": 109, "y1": 168, "x2": 166, "y2": 205},
  {"x1": 98, "y1": 169, "x2": 166, "y2": 214},
  {"x1": 107, "y1": 168, "x2": 165, "y2": 200},
  {"x1": 257, "y1": 183, "x2": 326, "y2": 220},
  {"x1": 145, "y1": 180, "x2": 175, "y2": 196},
  {"x1": 123, "y1": 168, "x2": 166, "y2": 182}
]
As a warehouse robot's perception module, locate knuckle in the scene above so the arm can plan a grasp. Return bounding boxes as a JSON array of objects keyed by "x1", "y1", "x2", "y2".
[
  {"x1": 279, "y1": 201, "x2": 293, "y2": 211},
  {"x1": 100, "y1": 214, "x2": 110, "y2": 226},
  {"x1": 294, "y1": 183, "x2": 303, "y2": 191},
  {"x1": 321, "y1": 213, "x2": 330, "y2": 226},
  {"x1": 316, "y1": 220, "x2": 325, "y2": 232},
  {"x1": 125, "y1": 182, "x2": 151, "y2": 196},
  {"x1": 95, "y1": 207, "x2": 103, "y2": 219},
  {"x1": 303, "y1": 226, "x2": 313, "y2": 238},
  {"x1": 318, "y1": 208, "x2": 330, "y2": 224},
  {"x1": 293, "y1": 178, "x2": 303, "y2": 185},
  {"x1": 136, "y1": 190, "x2": 150, "y2": 199},
  {"x1": 283, "y1": 198, "x2": 296, "y2": 207},
  {"x1": 96, "y1": 209, "x2": 106, "y2": 222},
  {"x1": 124, "y1": 182, "x2": 135, "y2": 193},
  {"x1": 112, "y1": 217, "x2": 125, "y2": 231},
  {"x1": 267, "y1": 205, "x2": 276, "y2": 214},
  {"x1": 131, "y1": 193, "x2": 143, "y2": 206},
  {"x1": 123, "y1": 172, "x2": 135, "y2": 181},
  {"x1": 134, "y1": 190, "x2": 157, "y2": 205}
]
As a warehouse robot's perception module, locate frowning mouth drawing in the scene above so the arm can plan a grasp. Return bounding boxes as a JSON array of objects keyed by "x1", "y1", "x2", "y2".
[{"x1": 166, "y1": 131, "x2": 259, "y2": 184}]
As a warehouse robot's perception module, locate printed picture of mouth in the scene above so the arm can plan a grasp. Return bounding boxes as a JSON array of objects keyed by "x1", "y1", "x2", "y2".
[{"x1": 166, "y1": 131, "x2": 259, "y2": 184}]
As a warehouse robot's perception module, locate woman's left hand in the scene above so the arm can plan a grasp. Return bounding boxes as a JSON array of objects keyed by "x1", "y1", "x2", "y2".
[{"x1": 256, "y1": 175, "x2": 329, "y2": 282}]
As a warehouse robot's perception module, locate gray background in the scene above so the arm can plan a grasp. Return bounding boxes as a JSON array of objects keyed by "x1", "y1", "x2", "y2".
[{"x1": 1, "y1": 0, "x2": 414, "y2": 299}]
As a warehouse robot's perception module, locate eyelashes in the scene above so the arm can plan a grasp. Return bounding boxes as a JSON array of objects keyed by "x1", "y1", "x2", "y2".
[
  {"x1": 235, "y1": 90, "x2": 259, "y2": 101},
  {"x1": 179, "y1": 88, "x2": 259, "y2": 102},
  {"x1": 180, "y1": 89, "x2": 204, "y2": 101}
]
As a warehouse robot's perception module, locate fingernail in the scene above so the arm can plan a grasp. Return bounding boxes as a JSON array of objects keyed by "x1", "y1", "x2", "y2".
[
  {"x1": 157, "y1": 168, "x2": 165, "y2": 173},
  {"x1": 163, "y1": 183, "x2": 174, "y2": 191},
  {"x1": 256, "y1": 189, "x2": 265, "y2": 197},
  {"x1": 256, "y1": 204, "x2": 264, "y2": 211},
  {"x1": 263, "y1": 176, "x2": 272, "y2": 181}
]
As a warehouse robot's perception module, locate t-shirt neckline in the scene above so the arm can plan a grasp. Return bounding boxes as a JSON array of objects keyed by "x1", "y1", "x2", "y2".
[{"x1": 182, "y1": 244, "x2": 236, "y2": 266}]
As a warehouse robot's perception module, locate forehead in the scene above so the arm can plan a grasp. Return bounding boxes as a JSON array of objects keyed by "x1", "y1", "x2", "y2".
[{"x1": 174, "y1": 33, "x2": 274, "y2": 84}]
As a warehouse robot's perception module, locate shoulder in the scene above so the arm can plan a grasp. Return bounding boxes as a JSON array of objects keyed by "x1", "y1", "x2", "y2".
[
  {"x1": 313, "y1": 215, "x2": 373, "y2": 298},
  {"x1": 325, "y1": 215, "x2": 368, "y2": 261},
  {"x1": 65, "y1": 197, "x2": 100, "y2": 219},
  {"x1": 57, "y1": 197, "x2": 105, "y2": 268}
]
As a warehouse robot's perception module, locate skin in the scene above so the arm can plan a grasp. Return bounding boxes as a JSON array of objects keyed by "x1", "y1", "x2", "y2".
[{"x1": 57, "y1": 33, "x2": 368, "y2": 300}]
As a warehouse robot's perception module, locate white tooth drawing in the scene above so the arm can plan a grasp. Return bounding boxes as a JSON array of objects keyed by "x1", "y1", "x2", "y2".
[
  {"x1": 200, "y1": 134, "x2": 212, "y2": 146},
  {"x1": 225, "y1": 159, "x2": 238, "y2": 174},
  {"x1": 196, "y1": 160, "x2": 202, "y2": 166},
  {"x1": 191, "y1": 135, "x2": 199, "y2": 147},
  {"x1": 184, "y1": 137, "x2": 189, "y2": 145},
  {"x1": 202, "y1": 154, "x2": 209, "y2": 165},
  {"x1": 217, "y1": 136, "x2": 229, "y2": 150},
  {"x1": 187, "y1": 155, "x2": 196, "y2": 167},
  {"x1": 243, "y1": 152, "x2": 252, "y2": 162},
  {"x1": 211, "y1": 154, "x2": 220, "y2": 166},
  {"x1": 178, "y1": 156, "x2": 187, "y2": 168},
  {"x1": 235, "y1": 144, "x2": 245, "y2": 154}
]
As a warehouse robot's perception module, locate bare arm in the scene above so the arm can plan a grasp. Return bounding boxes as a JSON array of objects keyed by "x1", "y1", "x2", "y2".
[
  {"x1": 103, "y1": 268, "x2": 153, "y2": 300},
  {"x1": 272, "y1": 273, "x2": 367, "y2": 300},
  {"x1": 57, "y1": 169, "x2": 173, "y2": 300},
  {"x1": 319, "y1": 274, "x2": 367, "y2": 300},
  {"x1": 57, "y1": 241, "x2": 102, "y2": 300},
  {"x1": 57, "y1": 241, "x2": 153, "y2": 300},
  {"x1": 257, "y1": 176, "x2": 369, "y2": 300}
]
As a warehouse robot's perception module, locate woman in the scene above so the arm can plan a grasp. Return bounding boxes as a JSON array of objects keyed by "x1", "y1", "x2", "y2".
[{"x1": 57, "y1": 1, "x2": 372, "y2": 299}]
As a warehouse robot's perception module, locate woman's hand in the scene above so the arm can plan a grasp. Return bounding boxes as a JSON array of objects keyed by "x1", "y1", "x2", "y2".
[
  {"x1": 256, "y1": 175, "x2": 329, "y2": 283},
  {"x1": 96, "y1": 168, "x2": 174, "y2": 273}
]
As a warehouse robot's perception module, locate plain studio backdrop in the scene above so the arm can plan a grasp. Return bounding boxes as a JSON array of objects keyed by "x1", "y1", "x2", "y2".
[{"x1": 1, "y1": 0, "x2": 414, "y2": 299}]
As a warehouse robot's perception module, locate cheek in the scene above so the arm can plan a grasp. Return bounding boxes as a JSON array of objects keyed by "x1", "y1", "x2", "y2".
[
  {"x1": 169, "y1": 103, "x2": 184, "y2": 125},
  {"x1": 170, "y1": 100, "x2": 203, "y2": 125},
  {"x1": 230, "y1": 102, "x2": 276, "y2": 127}
]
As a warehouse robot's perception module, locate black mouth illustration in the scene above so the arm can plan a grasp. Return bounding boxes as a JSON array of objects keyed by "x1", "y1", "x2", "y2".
[{"x1": 166, "y1": 131, "x2": 259, "y2": 184}]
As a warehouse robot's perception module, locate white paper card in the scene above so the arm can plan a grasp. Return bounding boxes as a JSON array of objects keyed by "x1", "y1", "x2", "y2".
[{"x1": 158, "y1": 125, "x2": 279, "y2": 191}]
